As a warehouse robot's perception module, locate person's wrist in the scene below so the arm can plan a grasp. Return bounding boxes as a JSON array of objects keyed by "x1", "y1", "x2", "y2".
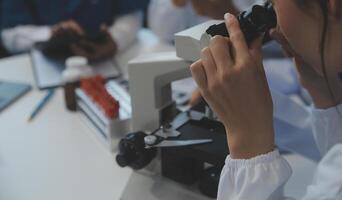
[{"x1": 225, "y1": 125, "x2": 275, "y2": 159}]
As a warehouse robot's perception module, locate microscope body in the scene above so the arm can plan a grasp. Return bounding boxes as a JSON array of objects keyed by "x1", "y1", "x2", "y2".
[
  {"x1": 125, "y1": 21, "x2": 228, "y2": 198},
  {"x1": 129, "y1": 20, "x2": 221, "y2": 133},
  {"x1": 128, "y1": 52, "x2": 191, "y2": 133}
]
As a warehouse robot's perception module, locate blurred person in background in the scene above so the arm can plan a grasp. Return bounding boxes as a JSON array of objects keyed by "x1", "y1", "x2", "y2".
[
  {"x1": 148, "y1": 0, "x2": 239, "y2": 44},
  {"x1": 148, "y1": 0, "x2": 291, "y2": 105},
  {"x1": 148, "y1": 0, "x2": 268, "y2": 44},
  {"x1": 0, "y1": 0, "x2": 149, "y2": 61},
  {"x1": 0, "y1": 0, "x2": 10, "y2": 58}
]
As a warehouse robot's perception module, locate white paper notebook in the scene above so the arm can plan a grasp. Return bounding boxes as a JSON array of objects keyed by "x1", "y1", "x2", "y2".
[{"x1": 30, "y1": 48, "x2": 121, "y2": 90}]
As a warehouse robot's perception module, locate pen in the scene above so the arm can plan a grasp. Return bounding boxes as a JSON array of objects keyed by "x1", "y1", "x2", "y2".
[{"x1": 28, "y1": 89, "x2": 55, "y2": 122}]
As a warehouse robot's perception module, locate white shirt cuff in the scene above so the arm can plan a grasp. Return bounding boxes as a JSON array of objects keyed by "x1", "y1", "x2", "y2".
[
  {"x1": 218, "y1": 149, "x2": 292, "y2": 200},
  {"x1": 311, "y1": 102, "x2": 342, "y2": 116},
  {"x1": 1, "y1": 25, "x2": 51, "y2": 53},
  {"x1": 225, "y1": 149, "x2": 281, "y2": 168}
]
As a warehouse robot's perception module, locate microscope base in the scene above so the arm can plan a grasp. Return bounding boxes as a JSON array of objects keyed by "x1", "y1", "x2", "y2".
[{"x1": 121, "y1": 171, "x2": 214, "y2": 200}]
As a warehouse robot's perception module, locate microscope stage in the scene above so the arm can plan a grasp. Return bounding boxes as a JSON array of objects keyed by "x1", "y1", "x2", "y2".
[{"x1": 164, "y1": 117, "x2": 228, "y2": 167}]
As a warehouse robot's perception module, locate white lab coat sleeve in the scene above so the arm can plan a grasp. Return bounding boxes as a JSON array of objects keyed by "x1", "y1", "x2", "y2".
[
  {"x1": 108, "y1": 11, "x2": 142, "y2": 52},
  {"x1": 311, "y1": 103, "x2": 342, "y2": 156},
  {"x1": 302, "y1": 103, "x2": 342, "y2": 199},
  {"x1": 217, "y1": 103, "x2": 342, "y2": 200},
  {"x1": 217, "y1": 150, "x2": 292, "y2": 200},
  {"x1": 1, "y1": 25, "x2": 51, "y2": 54},
  {"x1": 302, "y1": 144, "x2": 342, "y2": 200}
]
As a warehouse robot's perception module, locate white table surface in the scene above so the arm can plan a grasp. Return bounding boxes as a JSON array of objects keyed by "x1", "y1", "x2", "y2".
[
  {"x1": 0, "y1": 29, "x2": 175, "y2": 200},
  {"x1": 0, "y1": 53, "x2": 135, "y2": 200},
  {"x1": 0, "y1": 41, "x2": 317, "y2": 200}
]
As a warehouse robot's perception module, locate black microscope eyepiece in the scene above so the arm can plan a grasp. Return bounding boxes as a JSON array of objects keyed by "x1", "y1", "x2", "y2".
[{"x1": 206, "y1": 2, "x2": 277, "y2": 45}]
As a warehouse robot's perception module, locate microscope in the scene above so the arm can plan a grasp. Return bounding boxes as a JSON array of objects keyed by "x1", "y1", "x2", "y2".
[
  {"x1": 117, "y1": 3, "x2": 276, "y2": 198},
  {"x1": 117, "y1": 21, "x2": 228, "y2": 198}
]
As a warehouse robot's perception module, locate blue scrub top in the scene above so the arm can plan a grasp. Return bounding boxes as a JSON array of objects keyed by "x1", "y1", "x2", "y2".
[{"x1": 1, "y1": 0, "x2": 149, "y2": 33}]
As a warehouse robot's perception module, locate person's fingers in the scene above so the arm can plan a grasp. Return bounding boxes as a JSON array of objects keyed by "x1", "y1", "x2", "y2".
[
  {"x1": 189, "y1": 88, "x2": 203, "y2": 106},
  {"x1": 79, "y1": 40, "x2": 97, "y2": 49},
  {"x1": 201, "y1": 47, "x2": 217, "y2": 80},
  {"x1": 61, "y1": 23, "x2": 71, "y2": 32},
  {"x1": 51, "y1": 25, "x2": 59, "y2": 35},
  {"x1": 100, "y1": 24, "x2": 109, "y2": 34},
  {"x1": 71, "y1": 44, "x2": 90, "y2": 58},
  {"x1": 224, "y1": 13, "x2": 249, "y2": 62},
  {"x1": 71, "y1": 21, "x2": 85, "y2": 35},
  {"x1": 64, "y1": 20, "x2": 84, "y2": 36},
  {"x1": 190, "y1": 60, "x2": 208, "y2": 90},
  {"x1": 209, "y1": 35, "x2": 233, "y2": 72},
  {"x1": 51, "y1": 23, "x2": 66, "y2": 37},
  {"x1": 100, "y1": 24, "x2": 112, "y2": 39},
  {"x1": 249, "y1": 36, "x2": 263, "y2": 63},
  {"x1": 249, "y1": 36, "x2": 269, "y2": 86},
  {"x1": 100, "y1": 24, "x2": 107, "y2": 31}
]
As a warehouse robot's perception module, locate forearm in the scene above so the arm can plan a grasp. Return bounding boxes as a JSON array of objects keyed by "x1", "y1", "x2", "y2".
[
  {"x1": 1, "y1": 25, "x2": 51, "y2": 54},
  {"x1": 108, "y1": 11, "x2": 142, "y2": 52}
]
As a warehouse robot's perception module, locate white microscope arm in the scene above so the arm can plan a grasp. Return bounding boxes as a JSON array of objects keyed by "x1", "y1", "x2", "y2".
[{"x1": 128, "y1": 20, "x2": 222, "y2": 132}]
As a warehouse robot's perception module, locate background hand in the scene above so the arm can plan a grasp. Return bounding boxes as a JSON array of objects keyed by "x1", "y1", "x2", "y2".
[
  {"x1": 42, "y1": 20, "x2": 85, "y2": 59},
  {"x1": 51, "y1": 20, "x2": 85, "y2": 38},
  {"x1": 71, "y1": 25, "x2": 117, "y2": 62},
  {"x1": 190, "y1": 13, "x2": 274, "y2": 159}
]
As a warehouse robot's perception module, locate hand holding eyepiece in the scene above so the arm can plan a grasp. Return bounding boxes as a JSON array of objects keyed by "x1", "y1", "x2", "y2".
[{"x1": 206, "y1": 3, "x2": 277, "y2": 45}]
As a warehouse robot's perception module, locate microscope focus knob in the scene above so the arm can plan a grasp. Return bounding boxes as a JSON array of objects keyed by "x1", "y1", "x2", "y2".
[
  {"x1": 116, "y1": 132, "x2": 157, "y2": 170},
  {"x1": 144, "y1": 135, "x2": 157, "y2": 146},
  {"x1": 160, "y1": 126, "x2": 169, "y2": 133},
  {"x1": 116, "y1": 154, "x2": 130, "y2": 167}
]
